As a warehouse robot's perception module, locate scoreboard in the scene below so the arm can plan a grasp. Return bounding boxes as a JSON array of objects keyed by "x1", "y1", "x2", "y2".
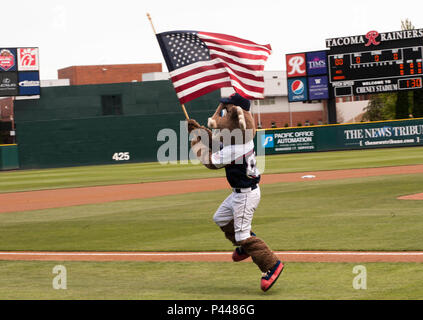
[{"x1": 326, "y1": 29, "x2": 423, "y2": 97}]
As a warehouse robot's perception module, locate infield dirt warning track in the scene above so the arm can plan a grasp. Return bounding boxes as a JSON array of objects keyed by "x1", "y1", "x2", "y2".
[
  {"x1": 1, "y1": 164, "x2": 422, "y2": 263},
  {"x1": 0, "y1": 251, "x2": 423, "y2": 263},
  {"x1": 1, "y1": 164, "x2": 423, "y2": 214}
]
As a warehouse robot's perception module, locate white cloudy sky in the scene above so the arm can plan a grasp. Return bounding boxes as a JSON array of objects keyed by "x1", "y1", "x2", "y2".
[{"x1": 3, "y1": 0, "x2": 422, "y2": 80}]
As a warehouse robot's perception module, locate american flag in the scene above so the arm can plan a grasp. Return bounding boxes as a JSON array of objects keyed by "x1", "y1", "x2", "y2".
[{"x1": 156, "y1": 31, "x2": 272, "y2": 104}]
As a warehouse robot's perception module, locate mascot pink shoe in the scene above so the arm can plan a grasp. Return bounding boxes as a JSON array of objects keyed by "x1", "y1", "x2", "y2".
[{"x1": 261, "y1": 260, "x2": 284, "y2": 292}]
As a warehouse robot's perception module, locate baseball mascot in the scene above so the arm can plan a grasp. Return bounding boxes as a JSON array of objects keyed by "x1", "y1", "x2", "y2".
[{"x1": 187, "y1": 93, "x2": 284, "y2": 292}]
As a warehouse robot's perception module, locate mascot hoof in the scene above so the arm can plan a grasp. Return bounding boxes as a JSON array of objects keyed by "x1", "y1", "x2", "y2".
[{"x1": 261, "y1": 260, "x2": 284, "y2": 292}]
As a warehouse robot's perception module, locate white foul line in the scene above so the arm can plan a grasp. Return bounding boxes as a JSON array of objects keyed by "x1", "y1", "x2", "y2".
[{"x1": 0, "y1": 251, "x2": 423, "y2": 257}]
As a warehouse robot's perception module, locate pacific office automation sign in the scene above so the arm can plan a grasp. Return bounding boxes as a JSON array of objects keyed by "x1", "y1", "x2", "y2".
[{"x1": 326, "y1": 29, "x2": 423, "y2": 48}]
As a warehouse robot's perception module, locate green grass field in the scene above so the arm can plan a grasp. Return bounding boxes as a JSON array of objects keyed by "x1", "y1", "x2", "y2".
[
  {"x1": 0, "y1": 147, "x2": 422, "y2": 299},
  {"x1": 1, "y1": 261, "x2": 422, "y2": 300},
  {"x1": 1, "y1": 146, "x2": 423, "y2": 193}
]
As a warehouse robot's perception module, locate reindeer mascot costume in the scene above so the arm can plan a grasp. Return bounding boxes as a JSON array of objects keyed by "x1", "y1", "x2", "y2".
[{"x1": 187, "y1": 93, "x2": 284, "y2": 292}]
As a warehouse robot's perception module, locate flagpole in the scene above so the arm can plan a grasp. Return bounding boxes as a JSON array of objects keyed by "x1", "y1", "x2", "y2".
[{"x1": 146, "y1": 13, "x2": 190, "y2": 120}]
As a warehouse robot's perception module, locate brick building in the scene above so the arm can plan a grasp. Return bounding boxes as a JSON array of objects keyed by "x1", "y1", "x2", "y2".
[{"x1": 58, "y1": 63, "x2": 162, "y2": 85}]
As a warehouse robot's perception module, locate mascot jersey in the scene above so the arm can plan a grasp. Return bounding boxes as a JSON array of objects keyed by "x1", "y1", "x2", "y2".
[{"x1": 210, "y1": 140, "x2": 261, "y2": 189}]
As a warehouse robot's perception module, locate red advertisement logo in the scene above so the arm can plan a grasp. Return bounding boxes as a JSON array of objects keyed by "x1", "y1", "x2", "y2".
[
  {"x1": 286, "y1": 53, "x2": 306, "y2": 78},
  {"x1": 0, "y1": 49, "x2": 16, "y2": 71},
  {"x1": 365, "y1": 31, "x2": 380, "y2": 47},
  {"x1": 18, "y1": 48, "x2": 39, "y2": 71}
]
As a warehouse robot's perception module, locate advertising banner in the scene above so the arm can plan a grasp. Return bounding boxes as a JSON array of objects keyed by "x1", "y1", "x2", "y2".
[
  {"x1": 287, "y1": 77, "x2": 308, "y2": 102},
  {"x1": 286, "y1": 53, "x2": 307, "y2": 78},
  {"x1": 308, "y1": 76, "x2": 329, "y2": 100},
  {"x1": 18, "y1": 48, "x2": 39, "y2": 71},
  {"x1": 306, "y1": 51, "x2": 328, "y2": 75},
  {"x1": 260, "y1": 128, "x2": 316, "y2": 153},
  {"x1": 0, "y1": 47, "x2": 40, "y2": 97},
  {"x1": 257, "y1": 118, "x2": 423, "y2": 155},
  {"x1": 0, "y1": 48, "x2": 17, "y2": 72},
  {"x1": 0, "y1": 72, "x2": 18, "y2": 96},
  {"x1": 18, "y1": 72, "x2": 40, "y2": 95}
]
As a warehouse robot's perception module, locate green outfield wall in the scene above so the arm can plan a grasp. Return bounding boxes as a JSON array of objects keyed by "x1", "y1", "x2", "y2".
[
  {"x1": 10, "y1": 80, "x2": 423, "y2": 170},
  {"x1": 0, "y1": 144, "x2": 19, "y2": 170},
  {"x1": 13, "y1": 81, "x2": 218, "y2": 169},
  {"x1": 257, "y1": 118, "x2": 423, "y2": 155}
]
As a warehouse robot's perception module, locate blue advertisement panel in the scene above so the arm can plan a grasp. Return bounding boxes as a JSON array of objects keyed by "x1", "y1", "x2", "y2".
[
  {"x1": 308, "y1": 76, "x2": 329, "y2": 100},
  {"x1": 0, "y1": 48, "x2": 17, "y2": 72},
  {"x1": 306, "y1": 51, "x2": 328, "y2": 76},
  {"x1": 288, "y1": 77, "x2": 308, "y2": 102},
  {"x1": 18, "y1": 72, "x2": 40, "y2": 95}
]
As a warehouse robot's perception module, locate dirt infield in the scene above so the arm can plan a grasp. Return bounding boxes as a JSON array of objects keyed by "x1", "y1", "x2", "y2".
[
  {"x1": 397, "y1": 193, "x2": 423, "y2": 200},
  {"x1": 1, "y1": 164, "x2": 422, "y2": 264},
  {"x1": 1, "y1": 251, "x2": 423, "y2": 263},
  {"x1": 1, "y1": 164, "x2": 423, "y2": 214}
]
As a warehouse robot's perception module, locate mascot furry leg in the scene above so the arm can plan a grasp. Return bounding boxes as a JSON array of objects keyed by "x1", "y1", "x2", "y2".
[{"x1": 219, "y1": 221, "x2": 278, "y2": 271}]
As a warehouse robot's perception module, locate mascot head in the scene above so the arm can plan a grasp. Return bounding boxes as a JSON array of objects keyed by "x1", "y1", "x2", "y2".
[{"x1": 207, "y1": 93, "x2": 256, "y2": 144}]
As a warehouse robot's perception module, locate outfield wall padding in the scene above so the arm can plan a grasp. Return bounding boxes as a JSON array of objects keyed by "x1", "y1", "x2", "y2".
[
  {"x1": 257, "y1": 118, "x2": 423, "y2": 155},
  {"x1": 0, "y1": 144, "x2": 19, "y2": 170},
  {"x1": 13, "y1": 81, "x2": 219, "y2": 169}
]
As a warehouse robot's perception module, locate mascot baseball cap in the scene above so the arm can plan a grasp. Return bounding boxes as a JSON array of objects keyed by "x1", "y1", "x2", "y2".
[{"x1": 220, "y1": 93, "x2": 250, "y2": 111}]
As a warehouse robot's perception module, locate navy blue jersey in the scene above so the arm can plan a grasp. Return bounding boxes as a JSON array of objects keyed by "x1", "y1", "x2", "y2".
[
  {"x1": 211, "y1": 141, "x2": 261, "y2": 189},
  {"x1": 224, "y1": 150, "x2": 261, "y2": 188}
]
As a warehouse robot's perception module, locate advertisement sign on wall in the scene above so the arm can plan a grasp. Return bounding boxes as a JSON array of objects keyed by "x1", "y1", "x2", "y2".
[
  {"x1": 286, "y1": 51, "x2": 329, "y2": 102},
  {"x1": 287, "y1": 77, "x2": 308, "y2": 102},
  {"x1": 286, "y1": 53, "x2": 307, "y2": 78},
  {"x1": 306, "y1": 51, "x2": 328, "y2": 76},
  {"x1": 18, "y1": 48, "x2": 39, "y2": 71},
  {"x1": 0, "y1": 47, "x2": 40, "y2": 97},
  {"x1": 258, "y1": 119, "x2": 423, "y2": 155},
  {"x1": 18, "y1": 72, "x2": 40, "y2": 95},
  {"x1": 308, "y1": 76, "x2": 329, "y2": 100},
  {"x1": 0, "y1": 72, "x2": 18, "y2": 96},
  {"x1": 0, "y1": 48, "x2": 17, "y2": 72}
]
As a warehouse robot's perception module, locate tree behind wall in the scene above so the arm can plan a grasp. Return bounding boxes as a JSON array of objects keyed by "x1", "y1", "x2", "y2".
[
  {"x1": 413, "y1": 89, "x2": 423, "y2": 118},
  {"x1": 395, "y1": 91, "x2": 410, "y2": 119},
  {"x1": 394, "y1": 19, "x2": 415, "y2": 119},
  {"x1": 362, "y1": 93, "x2": 396, "y2": 121}
]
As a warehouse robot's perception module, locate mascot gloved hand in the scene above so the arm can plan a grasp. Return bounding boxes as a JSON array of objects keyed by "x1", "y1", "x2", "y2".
[{"x1": 188, "y1": 93, "x2": 284, "y2": 292}]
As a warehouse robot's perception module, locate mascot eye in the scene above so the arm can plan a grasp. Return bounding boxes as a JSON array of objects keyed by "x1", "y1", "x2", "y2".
[{"x1": 220, "y1": 109, "x2": 227, "y2": 117}]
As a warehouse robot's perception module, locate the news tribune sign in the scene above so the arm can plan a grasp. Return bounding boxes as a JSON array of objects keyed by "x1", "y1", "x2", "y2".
[{"x1": 0, "y1": 47, "x2": 40, "y2": 97}]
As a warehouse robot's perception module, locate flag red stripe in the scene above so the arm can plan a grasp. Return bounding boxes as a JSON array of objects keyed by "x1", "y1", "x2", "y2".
[
  {"x1": 227, "y1": 73, "x2": 264, "y2": 94},
  {"x1": 201, "y1": 37, "x2": 272, "y2": 54},
  {"x1": 199, "y1": 31, "x2": 272, "y2": 51},
  {"x1": 173, "y1": 70, "x2": 263, "y2": 96},
  {"x1": 173, "y1": 72, "x2": 229, "y2": 93},
  {"x1": 210, "y1": 54, "x2": 264, "y2": 71},
  {"x1": 170, "y1": 61, "x2": 263, "y2": 84},
  {"x1": 178, "y1": 81, "x2": 232, "y2": 104},
  {"x1": 207, "y1": 45, "x2": 270, "y2": 61}
]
